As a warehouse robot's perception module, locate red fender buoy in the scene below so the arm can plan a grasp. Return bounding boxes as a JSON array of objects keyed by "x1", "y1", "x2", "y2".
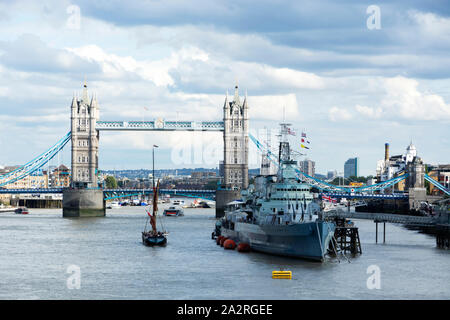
[
  {"x1": 220, "y1": 237, "x2": 228, "y2": 247},
  {"x1": 237, "y1": 243, "x2": 251, "y2": 252},
  {"x1": 223, "y1": 239, "x2": 236, "y2": 250},
  {"x1": 216, "y1": 236, "x2": 223, "y2": 245}
]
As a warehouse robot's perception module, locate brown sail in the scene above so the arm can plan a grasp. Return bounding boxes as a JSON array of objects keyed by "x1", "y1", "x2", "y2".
[{"x1": 150, "y1": 180, "x2": 160, "y2": 233}]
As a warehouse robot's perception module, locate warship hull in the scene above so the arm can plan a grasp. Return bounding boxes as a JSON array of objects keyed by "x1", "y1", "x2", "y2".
[{"x1": 221, "y1": 221, "x2": 335, "y2": 261}]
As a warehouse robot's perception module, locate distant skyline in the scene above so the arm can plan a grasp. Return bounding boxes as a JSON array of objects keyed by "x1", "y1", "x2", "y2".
[{"x1": 1, "y1": 1, "x2": 449, "y2": 176}]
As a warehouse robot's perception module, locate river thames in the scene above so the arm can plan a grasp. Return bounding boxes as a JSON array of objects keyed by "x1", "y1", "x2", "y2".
[{"x1": 1, "y1": 204, "x2": 449, "y2": 299}]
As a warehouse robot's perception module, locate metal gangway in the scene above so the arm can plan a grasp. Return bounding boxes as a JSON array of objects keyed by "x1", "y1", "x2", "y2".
[{"x1": 322, "y1": 209, "x2": 437, "y2": 227}]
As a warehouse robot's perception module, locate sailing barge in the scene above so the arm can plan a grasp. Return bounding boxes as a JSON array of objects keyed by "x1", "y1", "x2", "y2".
[{"x1": 142, "y1": 180, "x2": 167, "y2": 246}]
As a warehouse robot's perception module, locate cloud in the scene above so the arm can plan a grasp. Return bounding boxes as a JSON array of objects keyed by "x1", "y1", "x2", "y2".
[
  {"x1": 0, "y1": 34, "x2": 99, "y2": 74},
  {"x1": 352, "y1": 76, "x2": 450, "y2": 121},
  {"x1": 66, "y1": 42, "x2": 325, "y2": 95},
  {"x1": 355, "y1": 104, "x2": 382, "y2": 119},
  {"x1": 67, "y1": 44, "x2": 209, "y2": 86},
  {"x1": 381, "y1": 76, "x2": 450, "y2": 120},
  {"x1": 0, "y1": 114, "x2": 67, "y2": 123},
  {"x1": 249, "y1": 94, "x2": 299, "y2": 120},
  {"x1": 168, "y1": 54, "x2": 325, "y2": 94},
  {"x1": 408, "y1": 10, "x2": 450, "y2": 43},
  {"x1": 77, "y1": 0, "x2": 361, "y2": 32},
  {"x1": 328, "y1": 106, "x2": 353, "y2": 122}
]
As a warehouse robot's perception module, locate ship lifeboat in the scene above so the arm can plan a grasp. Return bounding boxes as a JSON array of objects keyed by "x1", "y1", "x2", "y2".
[
  {"x1": 223, "y1": 239, "x2": 236, "y2": 250},
  {"x1": 220, "y1": 237, "x2": 228, "y2": 247},
  {"x1": 237, "y1": 243, "x2": 251, "y2": 252},
  {"x1": 216, "y1": 236, "x2": 224, "y2": 245}
]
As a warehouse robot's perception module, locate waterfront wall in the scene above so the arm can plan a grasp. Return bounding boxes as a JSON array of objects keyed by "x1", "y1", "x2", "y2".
[
  {"x1": 355, "y1": 199, "x2": 409, "y2": 214},
  {"x1": 13, "y1": 198, "x2": 62, "y2": 208},
  {"x1": 62, "y1": 189, "x2": 105, "y2": 217},
  {"x1": 215, "y1": 189, "x2": 241, "y2": 218}
]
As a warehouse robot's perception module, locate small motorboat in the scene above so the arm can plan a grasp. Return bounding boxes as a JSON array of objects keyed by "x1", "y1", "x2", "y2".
[
  {"x1": 106, "y1": 201, "x2": 121, "y2": 209},
  {"x1": 188, "y1": 199, "x2": 214, "y2": 208},
  {"x1": 15, "y1": 207, "x2": 29, "y2": 214},
  {"x1": 172, "y1": 199, "x2": 185, "y2": 206},
  {"x1": 163, "y1": 206, "x2": 184, "y2": 217},
  {"x1": 197, "y1": 201, "x2": 212, "y2": 208}
]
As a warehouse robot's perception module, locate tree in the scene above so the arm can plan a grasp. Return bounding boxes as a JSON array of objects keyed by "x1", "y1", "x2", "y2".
[
  {"x1": 205, "y1": 179, "x2": 220, "y2": 189},
  {"x1": 330, "y1": 177, "x2": 348, "y2": 185},
  {"x1": 105, "y1": 176, "x2": 118, "y2": 189}
]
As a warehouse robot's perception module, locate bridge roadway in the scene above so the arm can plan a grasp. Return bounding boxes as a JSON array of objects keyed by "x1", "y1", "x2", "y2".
[
  {"x1": 323, "y1": 192, "x2": 408, "y2": 200},
  {"x1": 322, "y1": 209, "x2": 437, "y2": 226},
  {"x1": 95, "y1": 120, "x2": 224, "y2": 131},
  {"x1": 0, "y1": 188, "x2": 216, "y2": 196},
  {"x1": 2, "y1": 188, "x2": 409, "y2": 198}
]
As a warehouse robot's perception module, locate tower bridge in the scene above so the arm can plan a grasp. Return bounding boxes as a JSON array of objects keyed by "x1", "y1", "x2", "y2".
[
  {"x1": 66, "y1": 81, "x2": 247, "y2": 217},
  {"x1": 1, "y1": 82, "x2": 449, "y2": 218}
]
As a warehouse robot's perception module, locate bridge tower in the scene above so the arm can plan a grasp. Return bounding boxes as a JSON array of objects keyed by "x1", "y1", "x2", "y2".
[
  {"x1": 63, "y1": 81, "x2": 104, "y2": 217},
  {"x1": 216, "y1": 84, "x2": 249, "y2": 217},
  {"x1": 406, "y1": 155, "x2": 427, "y2": 212},
  {"x1": 70, "y1": 81, "x2": 100, "y2": 188},
  {"x1": 223, "y1": 85, "x2": 249, "y2": 190}
]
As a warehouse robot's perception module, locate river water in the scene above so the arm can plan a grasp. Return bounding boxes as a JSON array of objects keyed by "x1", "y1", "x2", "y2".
[{"x1": 0, "y1": 204, "x2": 449, "y2": 300}]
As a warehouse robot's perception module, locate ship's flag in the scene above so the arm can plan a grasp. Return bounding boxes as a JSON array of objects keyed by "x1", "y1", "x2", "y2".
[
  {"x1": 287, "y1": 127, "x2": 296, "y2": 136},
  {"x1": 301, "y1": 144, "x2": 309, "y2": 149},
  {"x1": 322, "y1": 194, "x2": 337, "y2": 203},
  {"x1": 301, "y1": 138, "x2": 310, "y2": 144},
  {"x1": 301, "y1": 132, "x2": 306, "y2": 138}
]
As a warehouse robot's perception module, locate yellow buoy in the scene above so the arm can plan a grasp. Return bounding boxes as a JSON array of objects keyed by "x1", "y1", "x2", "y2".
[{"x1": 272, "y1": 270, "x2": 292, "y2": 279}]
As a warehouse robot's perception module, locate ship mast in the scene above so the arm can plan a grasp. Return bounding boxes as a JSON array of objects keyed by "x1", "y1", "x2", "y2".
[{"x1": 278, "y1": 122, "x2": 291, "y2": 163}]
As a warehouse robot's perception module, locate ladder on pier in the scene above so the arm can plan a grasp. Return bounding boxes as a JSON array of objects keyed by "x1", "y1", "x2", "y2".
[{"x1": 330, "y1": 218, "x2": 362, "y2": 255}]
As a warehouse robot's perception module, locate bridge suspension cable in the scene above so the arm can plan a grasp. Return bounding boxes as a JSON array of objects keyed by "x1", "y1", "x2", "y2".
[
  {"x1": 249, "y1": 133, "x2": 348, "y2": 192},
  {"x1": 0, "y1": 132, "x2": 71, "y2": 187},
  {"x1": 249, "y1": 133, "x2": 407, "y2": 193},
  {"x1": 424, "y1": 174, "x2": 450, "y2": 196}
]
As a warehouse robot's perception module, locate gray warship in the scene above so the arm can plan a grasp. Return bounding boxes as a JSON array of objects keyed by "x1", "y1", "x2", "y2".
[{"x1": 216, "y1": 123, "x2": 335, "y2": 261}]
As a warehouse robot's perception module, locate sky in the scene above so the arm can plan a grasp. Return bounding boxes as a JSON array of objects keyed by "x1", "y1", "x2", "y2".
[{"x1": 0, "y1": 0, "x2": 449, "y2": 176}]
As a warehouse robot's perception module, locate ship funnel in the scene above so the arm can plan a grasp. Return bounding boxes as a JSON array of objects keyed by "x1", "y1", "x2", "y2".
[{"x1": 385, "y1": 143, "x2": 389, "y2": 161}]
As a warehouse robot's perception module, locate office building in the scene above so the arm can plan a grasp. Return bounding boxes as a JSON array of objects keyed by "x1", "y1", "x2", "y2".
[
  {"x1": 344, "y1": 157, "x2": 359, "y2": 178},
  {"x1": 300, "y1": 159, "x2": 315, "y2": 177}
]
